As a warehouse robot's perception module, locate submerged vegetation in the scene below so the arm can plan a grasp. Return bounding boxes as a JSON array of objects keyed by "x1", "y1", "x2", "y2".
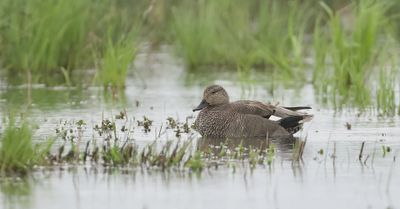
[{"x1": 0, "y1": 0, "x2": 399, "y2": 113}]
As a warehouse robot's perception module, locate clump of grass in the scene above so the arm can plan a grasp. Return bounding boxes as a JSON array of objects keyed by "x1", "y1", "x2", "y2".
[
  {"x1": 0, "y1": 0, "x2": 143, "y2": 85},
  {"x1": 312, "y1": 16, "x2": 329, "y2": 87},
  {"x1": 95, "y1": 6, "x2": 140, "y2": 90},
  {"x1": 171, "y1": 0, "x2": 316, "y2": 77},
  {"x1": 185, "y1": 151, "x2": 204, "y2": 172},
  {"x1": 255, "y1": 0, "x2": 315, "y2": 78},
  {"x1": 0, "y1": 119, "x2": 53, "y2": 175},
  {"x1": 102, "y1": 144, "x2": 124, "y2": 165},
  {"x1": 314, "y1": 1, "x2": 394, "y2": 110},
  {"x1": 171, "y1": 0, "x2": 224, "y2": 68},
  {"x1": 97, "y1": 35, "x2": 137, "y2": 90},
  {"x1": 376, "y1": 59, "x2": 397, "y2": 116},
  {"x1": 0, "y1": 121, "x2": 34, "y2": 175},
  {"x1": 0, "y1": 0, "x2": 92, "y2": 83}
]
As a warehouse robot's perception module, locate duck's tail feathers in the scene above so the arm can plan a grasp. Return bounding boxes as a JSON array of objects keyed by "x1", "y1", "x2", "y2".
[
  {"x1": 279, "y1": 116, "x2": 304, "y2": 129},
  {"x1": 278, "y1": 115, "x2": 313, "y2": 134}
]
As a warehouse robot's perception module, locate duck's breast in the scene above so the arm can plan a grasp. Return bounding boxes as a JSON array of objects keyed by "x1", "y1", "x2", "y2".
[{"x1": 195, "y1": 109, "x2": 233, "y2": 137}]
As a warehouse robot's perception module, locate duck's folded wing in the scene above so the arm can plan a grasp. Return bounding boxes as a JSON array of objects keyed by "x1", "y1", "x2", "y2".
[
  {"x1": 272, "y1": 106, "x2": 312, "y2": 118},
  {"x1": 229, "y1": 100, "x2": 275, "y2": 118},
  {"x1": 231, "y1": 100, "x2": 312, "y2": 120}
]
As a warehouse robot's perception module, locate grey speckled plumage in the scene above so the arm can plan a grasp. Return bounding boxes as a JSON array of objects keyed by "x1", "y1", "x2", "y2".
[{"x1": 193, "y1": 85, "x2": 313, "y2": 138}]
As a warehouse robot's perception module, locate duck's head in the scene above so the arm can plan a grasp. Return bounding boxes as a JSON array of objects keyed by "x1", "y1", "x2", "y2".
[{"x1": 193, "y1": 85, "x2": 229, "y2": 112}]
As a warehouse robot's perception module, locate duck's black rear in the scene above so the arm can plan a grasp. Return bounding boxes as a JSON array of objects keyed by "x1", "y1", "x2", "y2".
[{"x1": 278, "y1": 116, "x2": 305, "y2": 134}]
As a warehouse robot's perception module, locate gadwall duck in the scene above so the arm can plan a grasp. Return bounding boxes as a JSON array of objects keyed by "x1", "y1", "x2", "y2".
[{"x1": 193, "y1": 85, "x2": 313, "y2": 138}]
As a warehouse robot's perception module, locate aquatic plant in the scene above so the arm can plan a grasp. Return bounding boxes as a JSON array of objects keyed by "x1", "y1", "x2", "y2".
[
  {"x1": 358, "y1": 141, "x2": 366, "y2": 161},
  {"x1": 2, "y1": 112, "x2": 398, "y2": 177},
  {"x1": 166, "y1": 117, "x2": 177, "y2": 129},
  {"x1": 185, "y1": 151, "x2": 204, "y2": 172},
  {"x1": 0, "y1": 121, "x2": 34, "y2": 175},
  {"x1": 314, "y1": 1, "x2": 396, "y2": 110},
  {"x1": 376, "y1": 56, "x2": 398, "y2": 116},
  {"x1": 50, "y1": 116, "x2": 276, "y2": 171},
  {"x1": 171, "y1": 0, "x2": 315, "y2": 77},
  {"x1": 0, "y1": 119, "x2": 53, "y2": 175},
  {"x1": 312, "y1": 16, "x2": 329, "y2": 86},
  {"x1": 382, "y1": 145, "x2": 391, "y2": 158},
  {"x1": 96, "y1": 34, "x2": 137, "y2": 90},
  {"x1": 0, "y1": 0, "x2": 143, "y2": 85},
  {"x1": 95, "y1": 5, "x2": 140, "y2": 90},
  {"x1": 0, "y1": 0, "x2": 398, "y2": 115},
  {"x1": 0, "y1": 0, "x2": 92, "y2": 83},
  {"x1": 171, "y1": 0, "x2": 224, "y2": 68},
  {"x1": 267, "y1": 144, "x2": 275, "y2": 166},
  {"x1": 292, "y1": 138, "x2": 307, "y2": 161},
  {"x1": 249, "y1": 147, "x2": 262, "y2": 169},
  {"x1": 255, "y1": 0, "x2": 316, "y2": 78},
  {"x1": 137, "y1": 116, "x2": 153, "y2": 133}
]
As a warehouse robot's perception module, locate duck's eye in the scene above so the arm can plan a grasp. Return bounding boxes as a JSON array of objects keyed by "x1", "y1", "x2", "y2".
[{"x1": 211, "y1": 91, "x2": 218, "y2": 94}]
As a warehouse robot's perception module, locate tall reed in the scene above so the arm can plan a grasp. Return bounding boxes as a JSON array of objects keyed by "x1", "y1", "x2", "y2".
[
  {"x1": 0, "y1": 0, "x2": 143, "y2": 86},
  {"x1": 95, "y1": 5, "x2": 140, "y2": 89},
  {"x1": 171, "y1": 0, "x2": 315, "y2": 77},
  {"x1": 255, "y1": 0, "x2": 315, "y2": 78},
  {"x1": 313, "y1": 1, "x2": 393, "y2": 110},
  {"x1": 0, "y1": 0, "x2": 92, "y2": 83},
  {"x1": 376, "y1": 58, "x2": 397, "y2": 116}
]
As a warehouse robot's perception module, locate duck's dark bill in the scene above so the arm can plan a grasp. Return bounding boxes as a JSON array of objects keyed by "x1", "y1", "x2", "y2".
[{"x1": 193, "y1": 99, "x2": 209, "y2": 112}]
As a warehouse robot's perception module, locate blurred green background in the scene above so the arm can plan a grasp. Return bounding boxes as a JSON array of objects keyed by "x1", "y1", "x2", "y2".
[{"x1": 0, "y1": 0, "x2": 399, "y2": 114}]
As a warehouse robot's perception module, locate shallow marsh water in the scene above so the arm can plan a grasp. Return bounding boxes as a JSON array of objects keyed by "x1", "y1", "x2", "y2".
[{"x1": 0, "y1": 49, "x2": 399, "y2": 209}]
